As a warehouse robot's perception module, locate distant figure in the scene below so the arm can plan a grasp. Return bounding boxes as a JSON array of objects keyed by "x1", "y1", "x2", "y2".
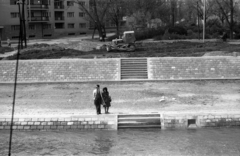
[
  {"x1": 99, "y1": 33, "x2": 106, "y2": 42},
  {"x1": 7, "y1": 38, "x2": 11, "y2": 47},
  {"x1": 93, "y1": 85, "x2": 102, "y2": 115},
  {"x1": 101, "y1": 87, "x2": 111, "y2": 114},
  {"x1": 102, "y1": 33, "x2": 106, "y2": 42},
  {"x1": 222, "y1": 32, "x2": 228, "y2": 42}
]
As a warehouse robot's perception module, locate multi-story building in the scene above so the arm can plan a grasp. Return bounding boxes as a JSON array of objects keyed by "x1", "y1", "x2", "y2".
[{"x1": 0, "y1": 0, "x2": 89, "y2": 40}]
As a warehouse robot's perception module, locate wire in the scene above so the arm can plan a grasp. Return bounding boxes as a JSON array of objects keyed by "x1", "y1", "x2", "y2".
[{"x1": 8, "y1": 1, "x2": 22, "y2": 156}]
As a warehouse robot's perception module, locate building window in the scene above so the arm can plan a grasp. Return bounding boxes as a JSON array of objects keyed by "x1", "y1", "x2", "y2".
[
  {"x1": 11, "y1": 12, "x2": 19, "y2": 18},
  {"x1": 67, "y1": 12, "x2": 74, "y2": 17},
  {"x1": 11, "y1": 25, "x2": 20, "y2": 31},
  {"x1": 12, "y1": 36, "x2": 19, "y2": 39},
  {"x1": 29, "y1": 35, "x2": 36, "y2": 38},
  {"x1": 79, "y1": 12, "x2": 85, "y2": 17},
  {"x1": 29, "y1": 24, "x2": 35, "y2": 30},
  {"x1": 43, "y1": 24, "x2": 51, "y2": 29},
  {"x1": 67, "y1": 1, "x2": 74, "y2": 6},
  {"x1": 10, "y1": 0, "x2": 18, "y2": 5},
  {"x1": 55, "y1": 23, "x2": 64, "y2": 29},
  {"x1": 79, "y1": 1, "x2": 85, "y2": 6},
  {"x1": 43, "y1": 34, "x2": 52, "y2": 37},
  {"x1": 79, "y1": 23, "x2": 86, "y2": 28},
  {"x1": 42, "y1": 12, "x2": 50, "y2": 17},
  {"x1": 68, "y1": 23, "x2": 75, "y2": 29}
]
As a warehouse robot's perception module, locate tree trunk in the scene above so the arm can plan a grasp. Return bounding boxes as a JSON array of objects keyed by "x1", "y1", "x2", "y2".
[
  {"x1": 18, "y1": 3, "x2": 23, "y2": 49},
  {"x1": 230, "y1": 0, "x2": 234, "y2": 39},
  {"x1": 96, "y1": 24, "x2": 104, "y2": 41},
  {"x1": 216, "y1": 0, "x2": 234, "y2": 39},
  {"x1": 22, "y1": 0, "x2": 27, "y2": 48},
  {"x1": 92, "y1": 27, "x2": 96, "y2": 39},
  {"x1": 171, "y1": 0, "x2": 175, "y2": 26},
  {"x1": 116, "y1": 20, "x2": 119, "y2": 37}
]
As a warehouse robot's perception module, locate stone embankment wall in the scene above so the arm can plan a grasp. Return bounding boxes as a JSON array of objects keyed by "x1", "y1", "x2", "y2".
[
  {"x1": 0, "y1": 115, "x2": 117, "y2": 131},
  {"x1": 0, "y1": 113, "x2": 240, "y2": 131},
  {"x1": 148, "y1": 57, "x2": 240, "y2": 80},
  {"x1": 0, "y1": 57, "x2": 240, "y2": 83},
  {"x1": 162, "y1": 114, "x2": 240, "y2": 129},
  {"x1": 0, "y1": 59, "x2": 120, "y2": 83}
]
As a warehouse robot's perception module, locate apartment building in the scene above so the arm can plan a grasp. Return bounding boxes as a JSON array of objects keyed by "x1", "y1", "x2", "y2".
[{"x1": 0, "y1": 0, "x2": 89, "y2": 40}]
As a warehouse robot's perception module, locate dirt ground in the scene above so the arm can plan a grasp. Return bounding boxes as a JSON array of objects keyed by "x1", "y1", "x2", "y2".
[
  {"x1": 1, "y1": 80, "x2": 240, "y2": 117},
  {"x1": 3, "y1": 41, "x2": 240, "y2": 60}
]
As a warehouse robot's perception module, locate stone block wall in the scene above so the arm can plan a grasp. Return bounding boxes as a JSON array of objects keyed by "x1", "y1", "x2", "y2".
[
  {"x1": 0, "y1": 115, "x2": 117, "y2": 131},
  {"x1": 162, "y1": 114, "x2": 240, "y2": 129},
  {"x1": 148, "y1": 57, "x2": 240, "y2": 80},
  {"x1": 199, "y1": 114, "x2": 240, "y2": 128},
  {"x1": 1, "y1": 57, "x2": 240, "y2": 83},
  {"x1": 0, "y1": 59, "x2": 120, "y2": 83},
  {"x1": 1, "y1": 113, "x2": 240, "y2": 131}
]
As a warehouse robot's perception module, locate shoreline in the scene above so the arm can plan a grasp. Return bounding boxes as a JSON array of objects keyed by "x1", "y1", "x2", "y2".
[{"x1": 1, "y1": 112, "x2": 240, "y2": 131}]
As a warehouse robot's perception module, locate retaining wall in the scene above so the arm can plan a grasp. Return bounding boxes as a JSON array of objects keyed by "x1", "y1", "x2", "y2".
[
  {"x1": 0, "y1": 113, "x2": 240, "y2": 131},
  {"x1": 0, "y1": 57, "x2": 240, "y2": 83},
  {"x1": 148, "y1": 57, "x2": 240, "y2": 80},
  {"x1": 0, "y1": 59, "x2": 120, "y2": 83},
  {"x1": 162, "y1": 113, "x2": 240, "y2": 129},
  {"x1": 0, "y1": 115, "x2": 118, "y2": 131}
]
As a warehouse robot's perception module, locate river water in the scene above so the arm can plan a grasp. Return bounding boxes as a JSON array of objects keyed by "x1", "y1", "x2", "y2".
[{"x1": 0, "y1": 128, "x2": 240, "y2": 156}]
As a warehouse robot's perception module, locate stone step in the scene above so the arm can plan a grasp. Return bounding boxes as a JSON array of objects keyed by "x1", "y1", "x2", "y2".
[
  {"x1": 118, "y1": 125, "x2": 161, "y2": 129},
  {"x1": 118, "y1": 117, "x2": 160, "y2": 121},
  {"x1": 121, "y1": 65, "x2": 147, "y2": 67},
  {"x1": 121, "y1": 58, "x2": 148, "y2": 80},
  {"x1": 118, "y1": 120, "x2": 160, "y2": 125},
  {"x1": 118, "y1": 114, "x2": 160, "y2": 118},
  {"x1": 121, "y1": 70, "x2": 148, "y2": 72},
  {"x1": 121, "y1": 73, "x2": 148, "y2": 76}
]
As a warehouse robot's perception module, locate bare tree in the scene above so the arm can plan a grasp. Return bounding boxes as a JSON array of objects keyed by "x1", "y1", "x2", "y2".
[
  {"x1": 125, "y1": 0, "x2": 166, "y2": 28},
  {"x1": 170, "y1": 0, "x2": 177, "y2": 26},
  {"x1": 106, "y1": 0, "x2": 125, "y2": 36},
  {"x1": 215, "y1": 0, "x2": 235, "y2": 39},
  {"x1": 71, "y1": 0, "x2": 112, "y2": 39}
]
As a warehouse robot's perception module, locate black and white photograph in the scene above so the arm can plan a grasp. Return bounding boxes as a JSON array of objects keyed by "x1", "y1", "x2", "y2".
[{"x1": 0, "y1": 0, "x2": 240, "y2": 155}]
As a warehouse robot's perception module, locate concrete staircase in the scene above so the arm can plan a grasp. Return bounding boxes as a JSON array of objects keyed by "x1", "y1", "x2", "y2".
[
  {"x1": 120, "y1": 59, "x2": 148, "y2": 80},
  {"x1": 118, "y1": 114, "x2": 161, "y2": 129}
]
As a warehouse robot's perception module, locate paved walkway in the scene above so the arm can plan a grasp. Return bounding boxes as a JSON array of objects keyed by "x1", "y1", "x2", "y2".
[{"x1": 1, "y1": 109, "x2": 240, "y2": 119}]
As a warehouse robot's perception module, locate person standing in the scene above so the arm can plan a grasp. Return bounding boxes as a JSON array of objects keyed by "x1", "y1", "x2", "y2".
[
  {"x1": 7, "y1": 38, "x2": 11, "y2": 47},
  {"x1": 102, "y1": 87, "x2": 111, "y2": 114},
  {"x1": 93, "y1": 85, "x2": 102, "y2": 115}
]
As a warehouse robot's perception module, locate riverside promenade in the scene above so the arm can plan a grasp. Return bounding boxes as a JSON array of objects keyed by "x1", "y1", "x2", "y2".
[
  {"x1": 1, "y1": 80, "x2": 240, "y2": 130},
  {"x1": 1, "y1": 54, "x2": 240, "y2": 130}
]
